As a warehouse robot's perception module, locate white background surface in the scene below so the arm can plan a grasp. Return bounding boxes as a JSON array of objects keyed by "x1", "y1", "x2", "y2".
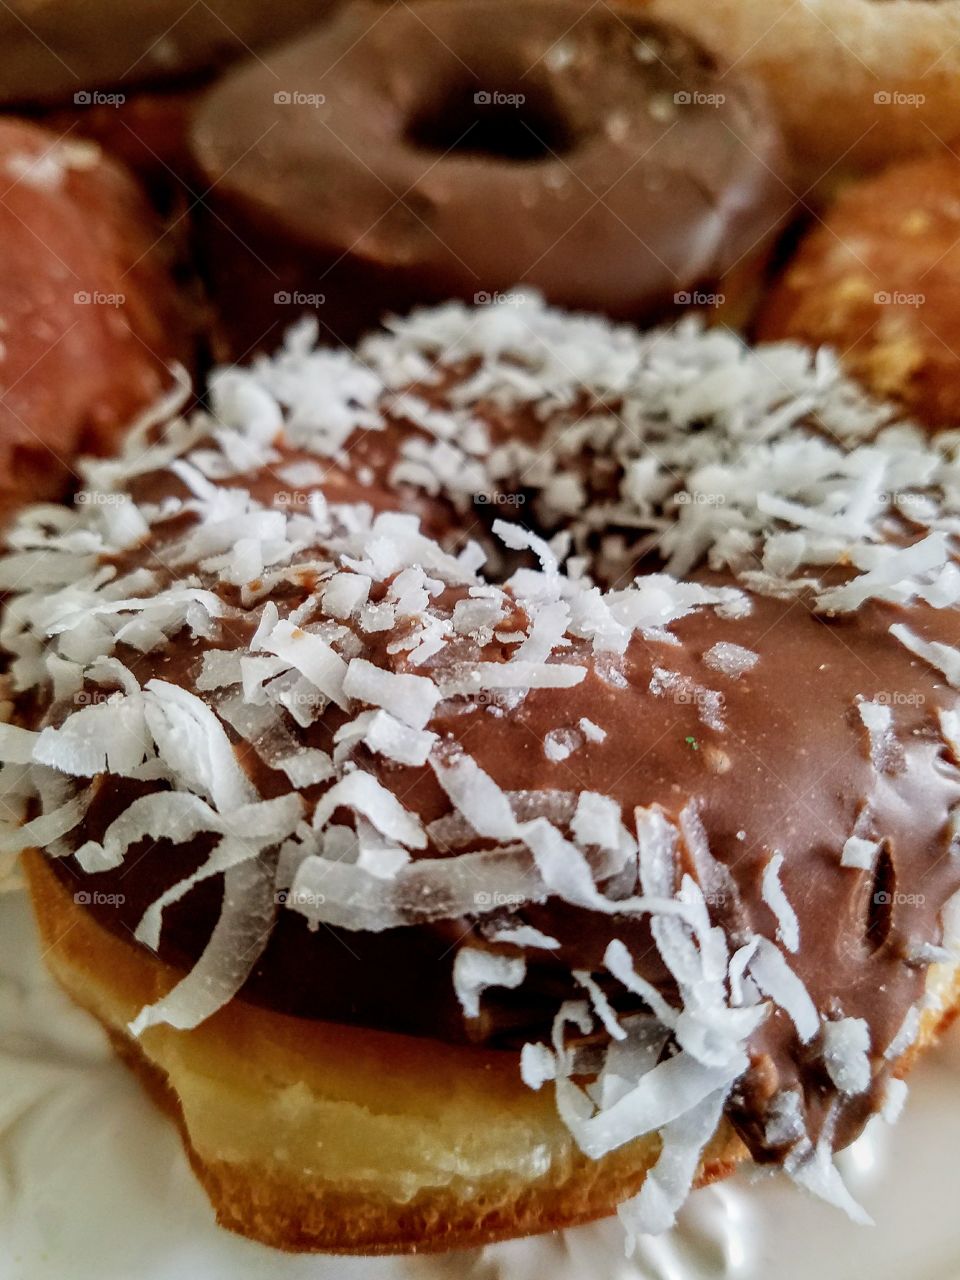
[{"x1": 1, "y1": 889, "x2": 957, "y2": 1280}]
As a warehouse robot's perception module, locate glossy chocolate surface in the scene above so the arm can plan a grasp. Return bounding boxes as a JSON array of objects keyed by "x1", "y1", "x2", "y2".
[{"x1": 191, "y1": 0, "x2": 793, "y2": 351}]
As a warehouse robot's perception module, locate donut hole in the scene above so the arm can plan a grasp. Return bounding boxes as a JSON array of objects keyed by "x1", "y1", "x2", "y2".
[{"x1": 406, "y1": 81, "x2": 573, "y2": 162}]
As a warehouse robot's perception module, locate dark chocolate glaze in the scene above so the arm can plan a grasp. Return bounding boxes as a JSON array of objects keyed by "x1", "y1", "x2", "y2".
[{"x1": 189, "y1": 0, "x2": 794, "y2": 353}]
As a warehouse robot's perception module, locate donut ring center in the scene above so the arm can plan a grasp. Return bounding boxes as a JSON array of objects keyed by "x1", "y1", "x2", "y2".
[{"x1": 405, "y1": 78, "x2": 575, "y2": 162}]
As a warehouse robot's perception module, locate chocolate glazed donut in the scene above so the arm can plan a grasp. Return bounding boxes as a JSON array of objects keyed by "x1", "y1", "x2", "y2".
[{"x1": 190, "y1": 0, "x2": 794, "y2": 355}]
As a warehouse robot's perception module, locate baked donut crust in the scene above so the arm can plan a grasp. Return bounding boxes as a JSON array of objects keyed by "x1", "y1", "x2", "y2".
[
  {"x1": 642, "y1": 0, "x2": 960, "y2": 183},
  {"x1": 756, "y1": 153, "x2": 960, "y2": 429},
  {"x1": 24, "y1": 851, "x2": 960, "y2": 1251},
  {"x1": 23, "y1": 851, "x2": 746, "y2": 1253}
]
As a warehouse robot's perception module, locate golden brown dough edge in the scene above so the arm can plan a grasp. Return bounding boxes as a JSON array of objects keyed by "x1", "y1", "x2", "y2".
[
  {"x1": 22, "y1": 850, "x2": 748, "y2": 1255},
  {"x1": 24, "y1": 852, "x2": 960, "y2": 1254}
]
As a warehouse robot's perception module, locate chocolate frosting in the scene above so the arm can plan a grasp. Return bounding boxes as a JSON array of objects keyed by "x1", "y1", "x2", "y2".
[
  {"x1": 43, "y1": 453, "x2": 960, "y2": 1162},
  {"x1": 190, "y1": 0, "x2": 794, "y2": 352},
  {"x1": 10, "y1": 286, "x2": 960, "y2": 1182}
]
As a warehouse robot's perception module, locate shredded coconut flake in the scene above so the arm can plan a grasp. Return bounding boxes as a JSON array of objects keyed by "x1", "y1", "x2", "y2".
[
  {"x1": 453, "y1": 947, "x2": 526, "y2": 1019},
  {"x1": 761, "y1": 852, "x2": 800, "y2": 953}
]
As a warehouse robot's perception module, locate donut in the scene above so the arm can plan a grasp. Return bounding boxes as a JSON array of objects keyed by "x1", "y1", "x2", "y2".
[
  {"x1": 38, "y1": 88, "x2": 204, "y2": 209},
  {"x1": 756, "y1": 153, "x2": 960, "y2": 431},
  {"x1": 0, "y1": 0, "x2": 339, "y2": 108},
  {"x1": 189, "y1": 0, "x2": 794, "y2": 355},
  {"x1": 0, "y1": 118, "x2": 194, "y2": 526},
  {"x1": 5, "y1": 296, "x2": 960, "y2": 1253},
  {"x1": 641, "y1": 0, "x2": 960, "y2": 183}
]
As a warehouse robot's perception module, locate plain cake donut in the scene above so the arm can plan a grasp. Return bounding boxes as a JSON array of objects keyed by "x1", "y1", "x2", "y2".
[
  {"x1": 756, "y1": 153, "x2": 960, "y2": 430},
  {"x1": 642, "y1": 0, "x2": 960, "y2": 183}
]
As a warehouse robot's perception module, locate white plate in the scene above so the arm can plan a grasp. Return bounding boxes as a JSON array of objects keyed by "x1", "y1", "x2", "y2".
[{"x1": 1, "y1": 889, "x2": 957, "y2": 1280}]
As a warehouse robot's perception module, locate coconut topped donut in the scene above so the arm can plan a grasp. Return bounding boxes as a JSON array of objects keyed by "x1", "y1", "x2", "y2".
[
  {"x1": 191, "y1": 0, "x2": 793, "y2": 352},
  {"x1": 4, "y1": 296, "x2": 960, "y2": 1244}
]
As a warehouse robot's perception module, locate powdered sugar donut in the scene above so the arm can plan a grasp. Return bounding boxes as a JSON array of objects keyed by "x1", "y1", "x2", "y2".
[
  {"x1": 643, "y1": 0, "x2": 960, "y2": 182},
  {"x1": 5, "y1": 295, "x2": 960, "y2": 1252},
  {"x1": 0, "y1": 118, "x2": 193, "y2": 526}
]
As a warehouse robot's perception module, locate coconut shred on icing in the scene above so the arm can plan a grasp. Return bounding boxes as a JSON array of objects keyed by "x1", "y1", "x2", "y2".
[{"x1": 2, "y1": 292, "x2": 960, "y2": 1242}]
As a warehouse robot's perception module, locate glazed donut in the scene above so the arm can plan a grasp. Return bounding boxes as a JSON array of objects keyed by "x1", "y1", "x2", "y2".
[
  {"x1": 6, "y1": 296, "x2": 960, "y2": 1253},
  {"x1": 0, "y1": 118, "x2": 193, "y2": 526},
  {"x1": 0, "y1": 0, "x2": 339, "y2": 107},
  {"x1": 190, "y1": 0, "x2": 793, "y2": 354},
  {"x1": 642, "y1": 0, "x2": 960, "y2": 183},
  {"x1": 756, "y1": 153, "x2": 960, "y2": 430}
]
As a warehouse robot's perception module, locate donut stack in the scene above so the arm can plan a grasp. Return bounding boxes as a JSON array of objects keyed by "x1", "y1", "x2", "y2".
[{"x1": 0, "y1": 0, "x2": 795, "y2": 525}]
